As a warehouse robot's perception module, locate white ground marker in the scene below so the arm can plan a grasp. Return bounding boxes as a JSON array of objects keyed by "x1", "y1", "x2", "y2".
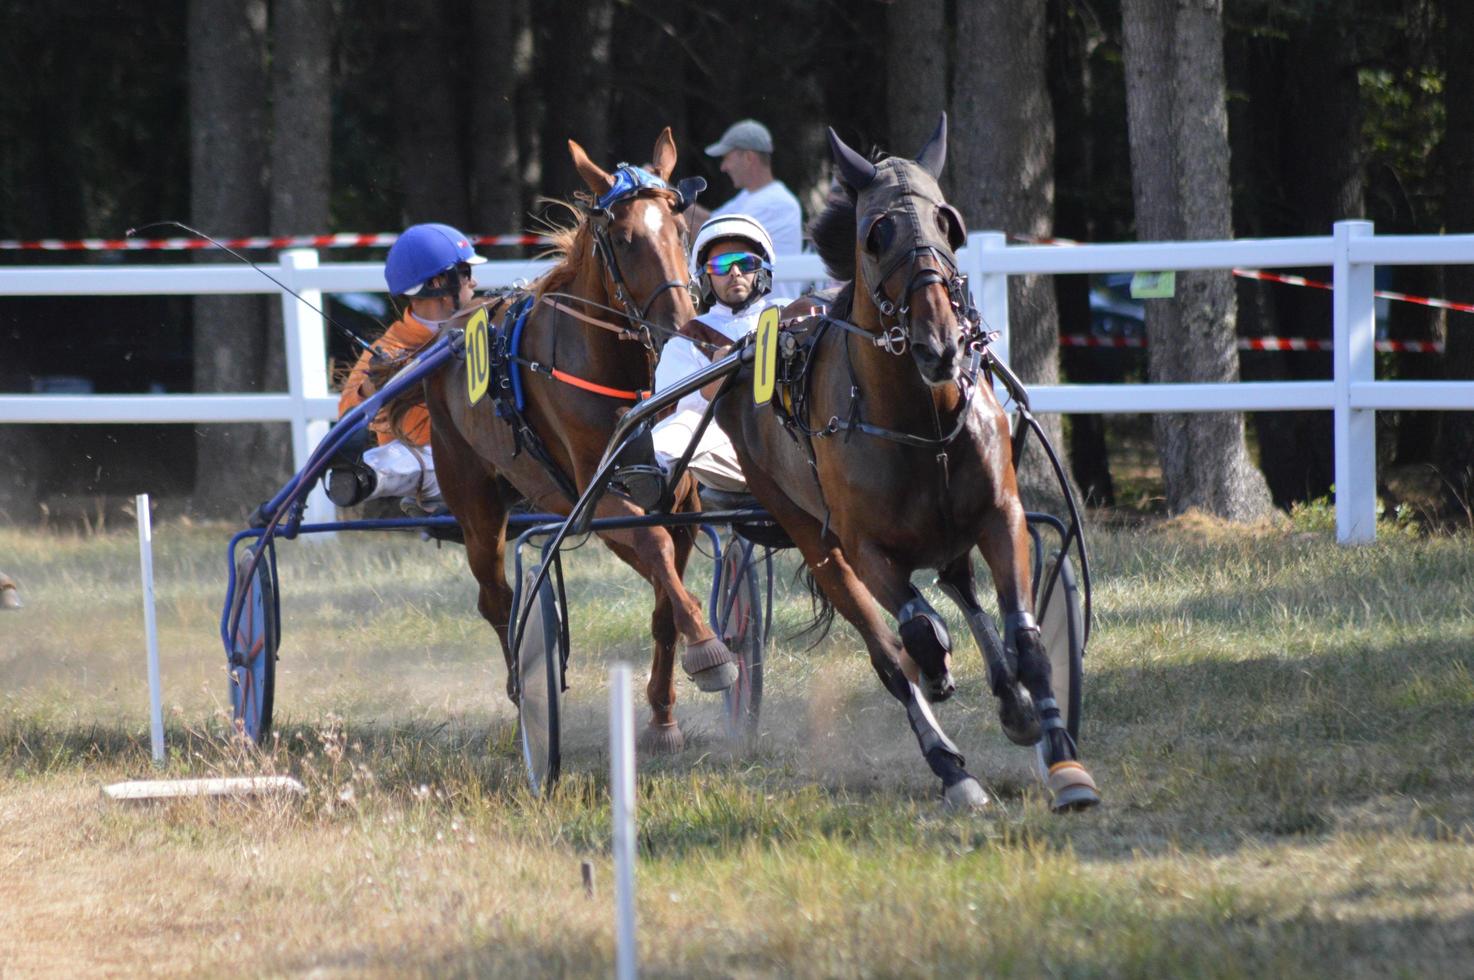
[
  {"x1": 135, "y1": 493, "x2": 164, "y2": 766},
  {"x1": 610, "y1": 663, "x2": 638, "y2": 979}
]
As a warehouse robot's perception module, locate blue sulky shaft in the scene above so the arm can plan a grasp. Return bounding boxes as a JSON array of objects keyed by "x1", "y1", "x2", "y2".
[{"x1": 220, "y1": 334, "x2": 463, "y2": 654}]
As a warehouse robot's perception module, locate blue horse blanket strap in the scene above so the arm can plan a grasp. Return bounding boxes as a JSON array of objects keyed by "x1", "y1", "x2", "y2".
[
  {"x1": 596, "y1": 165, "x2": 670, "y2": 210},
  {"x1": 502, "y1": 295, "x2": 535, "y2": 412}
]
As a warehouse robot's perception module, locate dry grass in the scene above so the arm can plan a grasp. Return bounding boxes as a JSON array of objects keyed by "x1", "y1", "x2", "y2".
[{"x1": 2, "y1": 516, "x2": 1473, "y2": 976}]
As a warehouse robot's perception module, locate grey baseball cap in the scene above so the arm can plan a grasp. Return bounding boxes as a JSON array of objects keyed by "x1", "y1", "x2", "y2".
[{"x1": 705, "y1": 119, "x2": 774, "y2": 156}]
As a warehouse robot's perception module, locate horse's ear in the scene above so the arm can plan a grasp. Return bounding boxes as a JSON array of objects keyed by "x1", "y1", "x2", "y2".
[
  {"x1": 649, "y1": 127, "x2": 677, "y2": 182},
  {"x1": 915, "y1": 113, "x2": 947, "y2": 180},
  {"x1": 567, "y1": 138, "x2": 614, "y2": 195},
  {"x1": 827, "y1": 127, "x2": 877, "y2": 191}
]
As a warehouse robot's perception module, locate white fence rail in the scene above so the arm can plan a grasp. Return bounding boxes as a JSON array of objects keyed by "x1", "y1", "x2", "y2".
[{"x1": 1, "y1": 221, "x2": 1470, "y2": 542}]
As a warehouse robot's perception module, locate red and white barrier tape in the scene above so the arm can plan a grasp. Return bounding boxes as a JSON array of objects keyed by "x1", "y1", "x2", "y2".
[
  {"x1": 1009, "y1": 233, "x2": 1474, "y2": 318},
  {"x1": 0, "y1": 233, "x2": 549, "y2": 252},
  {"x1": 1061, "y1": 334, "x2": 1444, "y2": 353},
  {"x1": 1230, "y1": 268, "x2": 1474, "y2": 316}
]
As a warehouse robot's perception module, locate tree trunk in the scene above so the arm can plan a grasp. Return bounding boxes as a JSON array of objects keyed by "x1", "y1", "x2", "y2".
[
  {"x1": 886, "y1": 0, "x2": 948, "y2": 156},
  {"x1": 1236, "y1": 7, "x2": 1363, "y2": 508},
  {"x1": 953, "y1": 0, "x2": 1075, "y2": 513},
  {"x1": 391, "y1": 0, "x2": 470, "y2": 226},
  {"x1": 188, "y1": 0, "x2": 270, "y2": 516},
  {"x1": 536, "y1": 0, "x2": 613, "y2": 198},
  {"x1": 1050, "y1": 0, "x2": 1117, "y2": 505},
  {"x1": 609, "y1": 0, "x2": 690, "y2": 169},
  {"x1": 261, "y1": 0, "x2": 334, "y2": 492},
  {"x1": 1438, "y1": 0, "x2": 1474, "y2": 518},
  {"x1": 1120, "y1": 0, "x2": 1271, "y2": 520},
  {"x1": 471, "y1": 0, "x2": 525, "y2": 248}
]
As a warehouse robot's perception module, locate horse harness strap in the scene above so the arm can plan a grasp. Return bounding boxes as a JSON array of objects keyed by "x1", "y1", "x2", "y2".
[{"x1": 540, "y1": 295, "x2": 646, "y2": 343}]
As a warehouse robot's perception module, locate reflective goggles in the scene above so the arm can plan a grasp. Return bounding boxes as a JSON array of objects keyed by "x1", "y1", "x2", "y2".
[{"x1": 704, "y1": 251, "x2": 765, "y2": 277}]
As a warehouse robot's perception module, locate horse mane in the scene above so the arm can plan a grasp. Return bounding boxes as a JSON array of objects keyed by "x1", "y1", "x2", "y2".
[
  {"x1": 808, "y1": 189, "x2": 857, "y2": 284},
  {"x1": 529, "y1": 198, "x2": 593, "y2": 300}
]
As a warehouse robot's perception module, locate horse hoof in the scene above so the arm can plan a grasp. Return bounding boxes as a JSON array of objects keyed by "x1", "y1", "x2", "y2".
[
  {"x1": 1046, "y1": 760, "x2": 1101, "y2": 813},
  {"x1": 924, "y1": 670, "x2": 956, "y2": 704},
  {"x1": 997, "y1": 682, "x2": 1041, "y2": 746},
  {"x1": 640, "y1": 721, "x2": 685, "y2": 755},
  {"x1": 942, "y1": 777, "x2": 990, "y2": 812},
  {"x1": 682, "y1": 636, "x2": 736, "y2": 692}
]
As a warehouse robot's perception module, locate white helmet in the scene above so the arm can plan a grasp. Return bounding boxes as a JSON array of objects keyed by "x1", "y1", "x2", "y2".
[{"x1": 690, "y1": 213, "x2": 776, "y2": 311}]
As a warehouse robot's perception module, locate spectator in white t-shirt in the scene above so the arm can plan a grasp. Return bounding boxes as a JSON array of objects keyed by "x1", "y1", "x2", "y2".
[{"x1": 688, "y1": 119, "x2": 803, "y2": 257}]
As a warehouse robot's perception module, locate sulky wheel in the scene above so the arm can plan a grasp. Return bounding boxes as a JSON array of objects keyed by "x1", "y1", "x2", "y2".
[
  {"x1": 717, "y1": 534, "x2": 766, "y2": 740},
  {"x1": 1034, "y1": 550, "x2": 1084, "y2": 742},
  {"x1": 229, "y1": 543, "x2": 280, "y2": 743},
  {"x1": 515, "y1": 560, "x2": 565, "y2": 795}
]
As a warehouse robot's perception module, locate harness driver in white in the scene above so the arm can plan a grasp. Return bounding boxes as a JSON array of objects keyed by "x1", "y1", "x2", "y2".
[{"x1": 650, "y1": 213, "x2": 790, "y2": 492}]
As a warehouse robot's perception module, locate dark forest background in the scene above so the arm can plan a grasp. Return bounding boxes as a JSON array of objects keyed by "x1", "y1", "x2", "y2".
[{"x1": 0, "y1": 0, "x2": 1471, "y2": 524}]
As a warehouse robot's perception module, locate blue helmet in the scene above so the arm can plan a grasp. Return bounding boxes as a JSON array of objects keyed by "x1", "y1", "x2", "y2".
[{"x1": 384, "y1": 223, "x2": 486, "y2": 296}]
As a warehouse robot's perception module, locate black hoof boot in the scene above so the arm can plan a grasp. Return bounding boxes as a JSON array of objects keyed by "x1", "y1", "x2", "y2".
[
  {"x1": 899, "y1": 591, "x2": 956, "y2": 704},
  {"x1": 975, "y1": 612, "x2": 1039, "y2": 745},
  {"x1": 608, "y1": 464, "x2": 666, "y2": 512},
  {"x1": 326, "y1": 463, "x2": 377, "y2": 507},
  {"x1": 608, "y1": 419, "x2": 665, "y2": 512},
  {"x1": 995, "y1": 679, "x2": 1042, "y2": 746}
]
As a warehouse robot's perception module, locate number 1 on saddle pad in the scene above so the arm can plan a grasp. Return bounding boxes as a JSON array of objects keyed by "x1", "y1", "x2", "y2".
[
  {"x1": 752, "y1": 306, "x2": 780, "y2": 405},
  {"x1": 465, "y1": 307, "x2": 491, "y2": 405}
]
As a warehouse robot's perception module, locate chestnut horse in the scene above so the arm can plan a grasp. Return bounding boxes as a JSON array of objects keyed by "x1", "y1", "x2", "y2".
[
  {"x1": 422, "y1": 129, "x2": 733, "y2": 752},
  {"x1": 715, "y1": 116, "x2": 1100, "y2": 811}
]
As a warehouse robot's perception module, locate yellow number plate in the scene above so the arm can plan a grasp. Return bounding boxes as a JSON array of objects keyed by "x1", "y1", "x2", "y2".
[
  {"x1": 752, "y1": 306, "x2": 779, "y2": 405},
  {"x1": 465, "y1": 308, "x2": 491, "y2": 406}
]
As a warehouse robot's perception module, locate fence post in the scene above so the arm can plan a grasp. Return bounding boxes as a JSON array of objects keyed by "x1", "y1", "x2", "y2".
[
  {"x1": 1332, "y1": 220, "x2": 1377, "y2": 544},
  {"x1": 971, "y1": 232, "x2": 1011, "y2": 409},
  {"x1": 279, "y1": 249, "x2": 335, "y2": 528}
]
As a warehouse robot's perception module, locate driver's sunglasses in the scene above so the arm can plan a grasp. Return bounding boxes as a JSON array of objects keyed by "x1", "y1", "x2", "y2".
[
  {"x1": 454, "y1": 262, "x2": 474, "y2": 279},
  {"x1": 705, "y1": 252, "x2": 764, "y2": 277}
]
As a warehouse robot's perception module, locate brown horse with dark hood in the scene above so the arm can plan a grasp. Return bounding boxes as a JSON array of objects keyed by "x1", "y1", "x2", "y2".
[
  {"x1": 715, "y1": 116, "x2": 1100, "y2": 811},
  {"x1": 422, "y1": 129, "x2": 735, "y2": 753}
]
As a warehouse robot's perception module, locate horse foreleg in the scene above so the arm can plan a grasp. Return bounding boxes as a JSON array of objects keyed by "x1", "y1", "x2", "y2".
[
  {"x1": 743, "y1": 471, "x2": 988, "y2": 810},
  {"x1": 591, "y1": 490, "x2": 736, "y2": 693},
  {"x1": 936, "y1": 554, "x2": 1042, "y2": 746},
  {"x1": 974, "y1": 505, "x2": 1100, "y2": 811}
]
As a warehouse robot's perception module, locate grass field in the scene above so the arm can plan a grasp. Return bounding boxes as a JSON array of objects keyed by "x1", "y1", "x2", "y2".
[{"x1": 2, "y1": 511, "x2": 1472, "y2": 976}]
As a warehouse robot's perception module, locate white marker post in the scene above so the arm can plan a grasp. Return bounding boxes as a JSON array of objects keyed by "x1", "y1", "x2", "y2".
[
  {"x1": 135, "y1": 493, "x2": 164, "y2": 765},
  {"x1": 609, "y1": 663, "x2": 638, "y2": 980}
]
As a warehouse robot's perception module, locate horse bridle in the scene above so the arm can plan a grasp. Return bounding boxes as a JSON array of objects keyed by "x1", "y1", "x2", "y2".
[
  {"x1": 582, "y1": 165, "x2": 704, "y2": 353},
  {"x1": 852, "y1": 174, "x2": 982, "y2": 357},
  {"x1": 830, "y1": 231, "x2": 984, "y2": 361}
]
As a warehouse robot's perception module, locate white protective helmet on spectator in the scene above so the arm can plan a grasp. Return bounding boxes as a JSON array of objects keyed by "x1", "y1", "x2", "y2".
[{"x1": 690, "y1": 213, "x2": 775, "y2": 311}]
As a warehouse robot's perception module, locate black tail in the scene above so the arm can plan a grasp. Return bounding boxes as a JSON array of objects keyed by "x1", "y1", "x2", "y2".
[{"x1": 787, "y1": 561, "x2": 836, "y2": 649}]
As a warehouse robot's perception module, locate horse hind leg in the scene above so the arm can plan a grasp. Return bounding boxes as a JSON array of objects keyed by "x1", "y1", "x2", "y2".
[{"x1": 936, "y1": 555, "x2": 1042, "y2": 746}]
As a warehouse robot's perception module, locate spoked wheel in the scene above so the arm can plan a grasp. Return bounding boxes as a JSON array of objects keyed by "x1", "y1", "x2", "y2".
[
  {"x1": 515, "y1": 559, "x2": 566, "y2": 795},
  {"x1": 717, "y1": 534, "x2": 766, "y2": 740},
  {"x1": 229, "y1": 543, "x2": 279, "y2": 743},
  {"x1": 1034, "y1": 550, "x2": 1084, "y2": 742}
]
